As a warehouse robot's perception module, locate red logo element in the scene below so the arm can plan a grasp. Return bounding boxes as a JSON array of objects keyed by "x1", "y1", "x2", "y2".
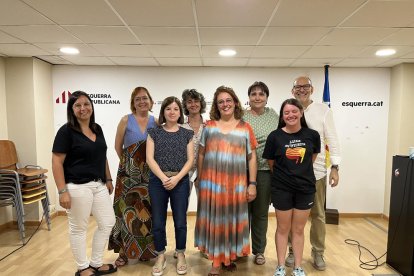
[
  {"x1": 286, "y1": 147, "x2": 306, "y2": 164},
  {"x1": 56, "y1": 91, "x2": 71, "y2": 104}
]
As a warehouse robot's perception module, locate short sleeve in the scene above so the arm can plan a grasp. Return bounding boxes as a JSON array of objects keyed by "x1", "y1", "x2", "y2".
[
  {"x1": 313, "y1": 130, "x2": 321, "y2": 154},
  {"x1": 52, "y1": 124, "x2": 71, "y2": 153},
  {"x1": 262, "y1": 130, "x2": 276, "y2": 160}
]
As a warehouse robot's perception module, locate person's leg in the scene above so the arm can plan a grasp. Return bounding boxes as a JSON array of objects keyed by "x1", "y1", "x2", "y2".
[
  {"x1": 310, "y1": 177, "x2": 327, "y2": 253},
  {"x1": 89, "y1": 182, "x2": 116, "y2": 269},
  {"x1": 66, "y1": 183, "x2": 94, "y2": 270},
  {"x1": 170, "y1": 175, "x2": 189, "y2": 253},
  {"x1": 291, "y1": 208, "x2": 311, "y2": 269},
  {"x1": 250, "y1": 170, "x2": 271, "y2": 258}
]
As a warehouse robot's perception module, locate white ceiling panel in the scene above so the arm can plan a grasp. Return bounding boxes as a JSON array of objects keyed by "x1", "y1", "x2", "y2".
[
  {"x1": 91, "y1": 44, "x2": 151, "y2": 57},
  {"x1": 202, "y1": 46, "x2": 254, "y2": 58},
  {"x1": 342, "y1": 1, "x2": 414, "y2": 27},
  {"x1": 0, "y1": 0, "x2": 52, "y2": 25},
  {"x1": 318, "y1": 27, "x2": 398, "y2": 45},
  {"x1": 301, "y1": 46, "x2": 366, "y2": 58},
  {"x1": 0, "y1": 31, "x2": 24, "y2": 43},
  {"x1": 271, "y1": 0, "x2": 365, "y2": 27},
  {"x1": 0, "y1": 25, "x2": 81, "y2": 43},
  {"x1": 108, "y1": 0, "x2": 194, "y2": 27},
  {"x1": 34, "y1": 43, "x2": 102, "y2": 56},
  {"x1": 377, "y1": 29, "x2": 414, "y2": 46},
  {"x1": 0, "y1": 44, "x2": 50, "y2": 56},
  {"x1": 251, "y1": 46, "x2": 309, "y2": 58},
  {"x1": 22, "y1": 0, "x2": 123, "y2": 25},
  {"x1": 197, "y1": 0, "x2": 278, "y2": 27},
  {"x1": 351, "y1": 45, "x2": 414, "y2": 58},
  {"x1": 63, "y1": 26, "x2": 137, "y2": 44},
  {"x1": 200, "y1": 27, "x2": 263, "y2": 45},
  {"x1": 261, "y1": 27, "x2": 331, "y2": 45},
  {"x1": 157, "y1": 58, "x2": 202, "y2": 67},
  {"x1": 203, "y1": 58, "x2": 248, "y2": 67},
  {"x1": 131, "y1": 27, "x2": 198, "y2": 45},
  {"x1": 148, "y1": 45, "x2": 200, "y2": 57},
  {"x1": 247, "y1": 58, "x2": 295, "y2": 67},
  {"x1": 62, "y1": 56, "x2": 115, "y2": 66},
  {"x1": 109, "y1": 57, "x2": 159, "y2": 66},
  {"x1": 290, "y1": 58, "x2": 343, "y2": 67}
]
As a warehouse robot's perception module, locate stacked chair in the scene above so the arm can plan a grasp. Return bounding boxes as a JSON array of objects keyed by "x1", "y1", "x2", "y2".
[{"x1": 0, "y1": 140, "x2": 51, "y2": 244}]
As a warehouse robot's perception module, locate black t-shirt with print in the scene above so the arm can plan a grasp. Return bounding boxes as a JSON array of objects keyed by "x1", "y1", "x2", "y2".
[
  {"x1": 262, "y1": 127, "x2": 321, "y2": 194},
  {"x1": 52, "y1": 123, "x2": 107, "y2": 184}
]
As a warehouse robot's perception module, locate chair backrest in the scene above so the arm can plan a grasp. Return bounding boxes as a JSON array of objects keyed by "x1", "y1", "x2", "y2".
[{"x1": 0, "y1": 140, "x2": 18, "y2": 170}]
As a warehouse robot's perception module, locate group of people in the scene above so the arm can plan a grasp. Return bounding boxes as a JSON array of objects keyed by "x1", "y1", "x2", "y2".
[{"x1": 52, "y1": 76, "x2": 340, "y2": 276}]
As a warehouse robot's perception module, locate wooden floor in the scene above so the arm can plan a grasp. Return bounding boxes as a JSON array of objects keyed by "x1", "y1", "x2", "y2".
[{"x1": 0, "y1": 215, "x2": 399, "y2": 276}]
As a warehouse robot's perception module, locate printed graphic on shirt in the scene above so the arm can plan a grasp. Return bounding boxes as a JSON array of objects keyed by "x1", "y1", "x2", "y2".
[{"x1": 285, "y1": 139, "x2": 307, "y2": 164}]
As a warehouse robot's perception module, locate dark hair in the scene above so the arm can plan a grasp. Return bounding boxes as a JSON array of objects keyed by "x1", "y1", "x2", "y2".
[
  {"x1": 158, "y1": 96, "x2": 185, "y2": 124},
  {"x1": 248, "y1": 81, "x2": 269, "y2": 97},
  {"x1": 67, "y1": 91, "x2": 99, "y2": 133},
  {"x1": 277, "y1": 98, "x2": 308, "y2": 129},
  {"x1": 130, "y1": 86, "x2": 154, "y2": 113},
  {"x1": 210, "y1": 86, "x2": 244, "y2": 120},
  {"x1": 181, "y1": 89, "x2": 207, "y2": 115}
]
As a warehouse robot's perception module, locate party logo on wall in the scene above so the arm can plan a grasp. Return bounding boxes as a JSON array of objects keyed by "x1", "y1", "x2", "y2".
[
  {"x1": 55, "y1": 91, "x2": 121, "y2": 105},
  {"x1": 55, "y1": 90, "x2": 72, "y2": 103}
]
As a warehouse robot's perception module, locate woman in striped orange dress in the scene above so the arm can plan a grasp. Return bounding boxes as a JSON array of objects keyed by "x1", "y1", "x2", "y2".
[{"x1": 195, "y1": 86, "x2": 258, "y2": 276}]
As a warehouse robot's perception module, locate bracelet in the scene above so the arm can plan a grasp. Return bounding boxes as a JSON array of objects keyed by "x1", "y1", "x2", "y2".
[
  {"x1": 249, "y1": 181, "x2": 257, "y2": 186},
  {"x1": 58, "y1": 188, "x2": 68, "y2": 195}
]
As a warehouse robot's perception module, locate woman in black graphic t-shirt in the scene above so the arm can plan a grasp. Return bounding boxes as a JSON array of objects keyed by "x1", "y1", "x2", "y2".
[{"x1": 263, "y1": 98, "x2": 320, "y2": 276}]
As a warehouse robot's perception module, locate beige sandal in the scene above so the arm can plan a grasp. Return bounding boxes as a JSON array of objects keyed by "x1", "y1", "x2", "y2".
[
  {"x1": 152, "y1": 256, "x2": 166, "y2": 276},
  {"x1": 176, "y1": 253, "x2": 187, "y2": 275}
]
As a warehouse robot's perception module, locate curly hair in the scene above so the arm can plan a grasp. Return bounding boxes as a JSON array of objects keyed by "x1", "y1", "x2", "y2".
[{"x1": 209, "y1": 86, "x2": 244, "y2": 120}]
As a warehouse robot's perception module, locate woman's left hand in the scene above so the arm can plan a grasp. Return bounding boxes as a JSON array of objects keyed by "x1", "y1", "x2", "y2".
[
  {"x1": 106, "y1": 181, "x2": 114, "y2": 195},
  {"x1": 247, "y1": 184, "x2": 257, "y2": 202}
]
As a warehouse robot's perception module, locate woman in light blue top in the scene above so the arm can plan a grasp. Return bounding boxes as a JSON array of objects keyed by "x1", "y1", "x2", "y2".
[{"x1": 108, "y1": 87, "x2": 157, "y2": 267}]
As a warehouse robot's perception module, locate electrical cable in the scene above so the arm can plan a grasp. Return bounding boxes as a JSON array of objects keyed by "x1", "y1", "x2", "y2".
[
  {"x1": 0, "y1": 216, "x2": 44, "y2": 262},
  {"x1": 345, "y1": 158, "x2": 411, "y2": 271}
]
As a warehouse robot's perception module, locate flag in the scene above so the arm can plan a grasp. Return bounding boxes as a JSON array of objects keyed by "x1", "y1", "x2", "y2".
[{"x1": 323, "y1": 65, "x2": 331, "y2": 167}]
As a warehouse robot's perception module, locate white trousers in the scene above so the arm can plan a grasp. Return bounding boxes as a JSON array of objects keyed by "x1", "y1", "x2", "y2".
[{"x1": 66, "y1": 181, "x2": 115, "y2": 270}]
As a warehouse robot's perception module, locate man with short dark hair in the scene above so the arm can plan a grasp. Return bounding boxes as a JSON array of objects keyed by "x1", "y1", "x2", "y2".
[{"x1": 286, "y1": 76, "x2": 341, "y2": 271}]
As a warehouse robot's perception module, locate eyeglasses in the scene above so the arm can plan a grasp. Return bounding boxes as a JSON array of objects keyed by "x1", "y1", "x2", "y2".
[
  {"x1": 293, "y1": 84, "x2": 312, "y2": 91},
  {"x1": 217, "y1": 98, "x2": 233, "y2": 106}
]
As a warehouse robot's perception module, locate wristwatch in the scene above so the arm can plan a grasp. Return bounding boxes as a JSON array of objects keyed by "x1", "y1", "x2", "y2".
[{"x1": 331, "y1": 165, "x2": 339, "y2": 171}]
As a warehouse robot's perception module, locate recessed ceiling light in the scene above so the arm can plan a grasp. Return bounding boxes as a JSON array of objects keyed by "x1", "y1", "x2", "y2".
[
  {"x1": 375, "y1": 49, "x2": 396, "y2": 57},
  {"x1": 219, "y1": 49, "x2": 237, "y2": 57},
  {"x1": 59, "y1": 47, "x2": 79, "y2": 55}
]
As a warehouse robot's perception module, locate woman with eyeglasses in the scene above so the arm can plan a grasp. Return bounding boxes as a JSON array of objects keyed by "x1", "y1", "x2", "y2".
[
  {"x1": 52, "y1": 91, "x2": 117, "y2": 276},
  {"x1": 195, "y1": 86, "x2": 258, "y2": 276},
  {"x1": 146, "y1": 96, "x2": 194, "y2": 276},
  {"x1": 243, "y1": 81, "x2": 279, "y2": 266},
  {"x1": 108, "y1": 87, "x2": 157, "y2": 267}
]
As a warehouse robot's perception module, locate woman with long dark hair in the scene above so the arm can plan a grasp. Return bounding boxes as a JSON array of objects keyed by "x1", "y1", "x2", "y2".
[
  {"x1": 52, "y1": 91, "x2": 116, "y2": 276},
  {"x1": 263, "y1": 98, "x2": 320, "y2": 276}
]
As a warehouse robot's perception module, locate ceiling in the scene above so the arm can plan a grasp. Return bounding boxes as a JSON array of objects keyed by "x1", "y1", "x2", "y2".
[{"x1": 1, "y1": 0, "x2": 414, "y2": 67}]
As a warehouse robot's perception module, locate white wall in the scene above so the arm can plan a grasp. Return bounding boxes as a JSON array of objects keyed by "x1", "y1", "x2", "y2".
[{"x1": 53, "y1": 66, "x2": 390, "y2": 213}]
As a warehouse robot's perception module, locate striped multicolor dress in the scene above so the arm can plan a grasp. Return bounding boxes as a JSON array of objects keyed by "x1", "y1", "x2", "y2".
[{"x1": 195, "y1": 120, "x2": 258, "y2": 267}]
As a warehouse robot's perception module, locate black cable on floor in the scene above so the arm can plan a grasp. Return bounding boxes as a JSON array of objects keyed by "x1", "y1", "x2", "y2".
[
  {"x1": 0, "y1": 216, "x2": 44, "y2": 262},
  {"x1": 345, "y1": 239, "x2": 386, "y2": 270}
]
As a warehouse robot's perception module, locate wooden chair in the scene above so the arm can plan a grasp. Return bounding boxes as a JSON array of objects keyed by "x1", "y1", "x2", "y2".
[{"x1": 0, "y1": 140, "x2": 51, "y2": 244}]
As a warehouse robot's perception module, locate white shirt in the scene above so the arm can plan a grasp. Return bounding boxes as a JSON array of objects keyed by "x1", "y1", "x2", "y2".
[{"x1": 304, "y1": 102, "x2": 341, "y2": 180}]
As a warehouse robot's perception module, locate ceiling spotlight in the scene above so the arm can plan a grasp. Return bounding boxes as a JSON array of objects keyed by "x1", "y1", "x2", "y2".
[
  {"x1": 219, "y1": 49, "x2": 236, "y2": 57},
  {"x1": 59, "y1": 47, "x2": 80, "y2": 55},
  {"x1": 375, "y1": 49, "x2": 396, "y2": 57}
]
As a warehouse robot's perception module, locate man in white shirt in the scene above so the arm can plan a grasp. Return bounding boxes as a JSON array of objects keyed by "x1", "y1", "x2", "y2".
[{"x1": 285, "y1": 76, "x2": 341, "y2": 271}]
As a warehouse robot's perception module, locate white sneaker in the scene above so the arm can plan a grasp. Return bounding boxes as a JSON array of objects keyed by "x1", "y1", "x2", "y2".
[
  {"x1": 274, "y1": 265, "x2": 286, "y2": 276},
  {"x1": 291, "y1": 267, "x2": 306, "y2": 276}
]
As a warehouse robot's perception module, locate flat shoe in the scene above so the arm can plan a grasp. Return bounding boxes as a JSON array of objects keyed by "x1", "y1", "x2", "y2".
[{"x1": 89, "y1": 264, "x2": 117, "y2": 275}]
